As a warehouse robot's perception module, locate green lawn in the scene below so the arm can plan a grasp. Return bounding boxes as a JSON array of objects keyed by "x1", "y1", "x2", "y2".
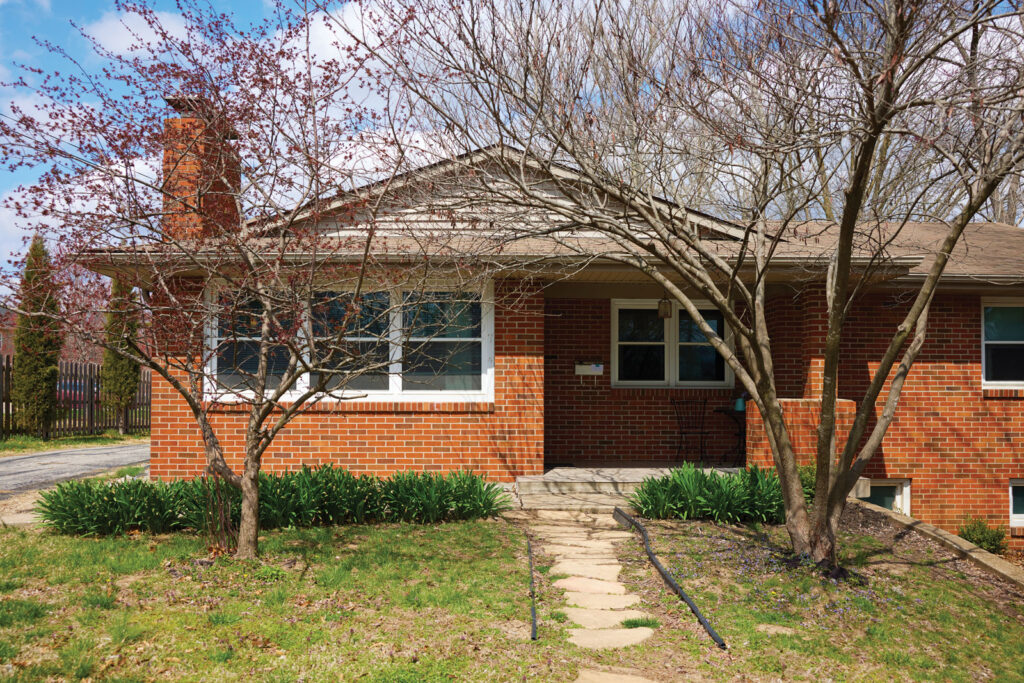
[
  {"x1": 0, "y1": 431, "x2": 149, "y2": 457},
  {"x1": 617, "y1": 506, "x2": 1024, "y2": 681},
  {"x1": 2, "y1": 507, "x2": 1022, "y2": 681},
  {"x1": 0, "y1": 520, "x2": 576, "y2": 682}
]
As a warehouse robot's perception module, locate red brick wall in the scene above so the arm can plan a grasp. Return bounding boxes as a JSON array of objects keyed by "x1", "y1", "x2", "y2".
[
  {"x1": 745, "y1": 398, "x2": 856, "y2": 468},
  {"x1": 543, "y1": 298, "x2": 742, "y2": 465},
  {"x1": 150, "y1": 281, "x2": 545, "y2": 483},
  {"x1": 747, "y1": 290, "x2": 1024, "y2": 547}
]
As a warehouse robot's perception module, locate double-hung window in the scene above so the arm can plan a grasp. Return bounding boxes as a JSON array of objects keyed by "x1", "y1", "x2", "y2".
[
  {"x1": 402, "y1": 292, "x2": 483, "y2": 391},
  {"x1": 982, "y1": 302, "x2": 1024, "y2": 385},
  {"x1": 211, "y1": 286, "x2": 492, "y2": 400},
  {"x1": 309, "y1": 291, "x2": 391, "y2": 391},
  {"x1": 214, "y1": 299, "x2": 291, "y2": 391},
  {"x1": 612, "y1": 300, "x2": 731, "y2": 387}
]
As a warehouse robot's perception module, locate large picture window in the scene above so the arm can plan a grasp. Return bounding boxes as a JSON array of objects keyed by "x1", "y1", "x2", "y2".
[
  {"x1": 983, "y1": 302, "x2": 1024, "y2": 385},
  {"x1": 611, "y1": 300, "x2": 731, "y2": 387},
  {"x1": 211, "y1": 286, "x2": 493, "y2": 400}
]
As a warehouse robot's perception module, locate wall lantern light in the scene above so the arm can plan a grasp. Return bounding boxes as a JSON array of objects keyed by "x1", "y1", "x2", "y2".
[{"x1": 657, "y1": 295, "x2": 673, "y2": 319}]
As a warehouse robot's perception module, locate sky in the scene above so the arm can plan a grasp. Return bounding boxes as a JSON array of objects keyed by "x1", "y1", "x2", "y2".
[{"x1": 0, "y1": 0, "x2": 271, "y2": 263}]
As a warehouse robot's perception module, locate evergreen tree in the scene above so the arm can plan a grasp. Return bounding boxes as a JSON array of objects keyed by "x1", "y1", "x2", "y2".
[
  {"x1": 100, "y1": 278, "x2": 140, "y2": 435},
  {"x1": 12, "y1": 236, "x2": 63, "y2": 440}
]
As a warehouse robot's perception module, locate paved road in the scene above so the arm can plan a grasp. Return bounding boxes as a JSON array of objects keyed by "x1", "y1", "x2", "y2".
[{"x1": 0, "y1": 444, "x2": 150, "y2": 499}]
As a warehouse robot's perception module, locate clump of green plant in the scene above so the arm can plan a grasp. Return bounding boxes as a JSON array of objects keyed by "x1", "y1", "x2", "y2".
[
  {"x1": 622, "y1": 616, "x2": 659, "y2": 629},
  {"x1": 629, "y1": 464, "x2": 785, "y2": 524},
  {"x1": 38, "y1": 466, "x2": 510, "y2": 536},
  {"x1": 36, "y1": 478, "x2": 178, "y2": 535},
  {"x1": 957, "y1": 516, "x2": 1008, "y2": 555},
  {"x1": 798, "y1": 465, "x2": 817, "y2": 503}
]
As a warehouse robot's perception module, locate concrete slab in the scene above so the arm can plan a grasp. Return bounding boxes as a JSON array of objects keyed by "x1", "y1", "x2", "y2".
[
  {"x1": 554, "y1": 576, "x2": 627, "y2": 595},
  {"x1": 551, "y1": 561, "x2": 621, "y2": 582},
  {"x1": 564, "y1": 592, "x2": 641, "y2": 609},
  {"x1": 563, "y1": 607, "x2": 649, "y2": 629},
  {"x1": 569, "y1": 627, "x2": 655, "y2": 649}
]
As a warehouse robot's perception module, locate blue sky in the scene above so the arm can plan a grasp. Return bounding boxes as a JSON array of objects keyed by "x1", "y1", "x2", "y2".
[{"x1": 0, "y1": 0, "x2": 269, "y2": 261}]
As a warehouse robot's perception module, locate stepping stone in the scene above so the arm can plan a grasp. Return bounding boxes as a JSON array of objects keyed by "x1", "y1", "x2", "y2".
[
  {"x1": 569, "y1": 627, "x2": 655, "y2": 649},
  {"x1": 589, "y1": 530, "x2": 635, "y2": 541},
  {"x1": 563, "y1": 607, "x2": 649, "y2": 629},
  {"x1": 574, "y1": 670, "x2": 660, "y2": 683},
  {"x1": 539, "y1": 538, "x2": 617, "y2": 550},
  {"x1": 543, "y1": 548, "x2": 620, "y2": 563},
  {"x1": 564, "y1": 592, "x2": 641, "y2": 609},
  {"x1": 551, "y1": 561, "x2": 621, "y2": 582},
  {"x1": 554, "y1": 576, "x2": 627, "y2": 594}
]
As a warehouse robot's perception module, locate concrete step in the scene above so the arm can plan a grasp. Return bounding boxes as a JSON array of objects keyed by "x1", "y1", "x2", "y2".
[
  {"x1": 518, "y1": 492, "x2": 632, "y2": 512},
  {"x1": 516, "y1": 478, "x2": 645, "y2": 495}
]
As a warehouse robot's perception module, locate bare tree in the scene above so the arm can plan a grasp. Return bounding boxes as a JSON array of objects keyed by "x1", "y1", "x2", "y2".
[
  {"x1": 340, "y1": 0, "x2": 1024, "y2": 563},
  {"x1": 0, "y1": 1, "x2": 501, "y2": 558}
]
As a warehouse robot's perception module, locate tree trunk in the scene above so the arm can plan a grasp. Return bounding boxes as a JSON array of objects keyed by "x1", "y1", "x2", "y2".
[
  {"x1": 118, "y1": 406, "x2": 127, "y2": 436},
  {"x1": 235, "y1": 469, "x2": 260, "y2": 559}
]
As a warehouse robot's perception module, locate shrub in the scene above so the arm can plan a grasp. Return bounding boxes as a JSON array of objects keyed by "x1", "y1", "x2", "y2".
[
  {"x1": 629, "y1": 464, "x2": 785, "y2": 524},
  {"x1": 37, "y1": 478, "x2": 177, "y2": 535},
  {"x1": 37, "y1": 467, "x2": 509, "y2": 536},
  {"x1": 957, "y1": 516, "x2": 1008, "y2": 555},
  {"x1": 798, "y1": 465, "x2": 817, "y2": 503}
]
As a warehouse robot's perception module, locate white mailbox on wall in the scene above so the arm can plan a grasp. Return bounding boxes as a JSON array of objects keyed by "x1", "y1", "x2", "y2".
[{"x1": 574, "y1": 362, "x2": 604, "y2": 376}]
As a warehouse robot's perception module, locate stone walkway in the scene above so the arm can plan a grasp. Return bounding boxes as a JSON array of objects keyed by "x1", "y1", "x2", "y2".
[{"x1": 512, "y1": 510, "x2": 660, "y2": 683}]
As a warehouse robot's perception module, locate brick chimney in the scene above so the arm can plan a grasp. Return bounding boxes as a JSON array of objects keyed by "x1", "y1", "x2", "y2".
[{"x1": 161, "y1": 96, "x2": 240, "y2": 240}]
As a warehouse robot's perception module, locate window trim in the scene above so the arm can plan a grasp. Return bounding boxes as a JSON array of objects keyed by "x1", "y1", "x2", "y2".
[
  {"x1": 981, "y1": 298, "x2": 1024, "y2": 389},
  {"x1": 1010, "y1": 479, "x2": 1024, "y2": 527},
  {"x1": 206, "y1": 281, "x2": 494, "y2": 404},
  {"x1": 610, "y1": 299, "x2": 734, "y2": 389},
  {"x1": 859, "y1": 478, "x2": 911, "y2": 516}
]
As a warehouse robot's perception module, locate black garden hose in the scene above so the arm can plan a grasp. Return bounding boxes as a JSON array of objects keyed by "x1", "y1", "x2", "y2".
[
  {"x1": 613, "y1": 506, "x2": 727, "y2": 650},
  {"x1": 525, "y1": 532, "x2": 538, "y2": 641}
]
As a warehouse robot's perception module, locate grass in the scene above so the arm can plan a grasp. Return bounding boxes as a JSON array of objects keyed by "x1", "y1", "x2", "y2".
[
  {"x1": 0, "y1": 519, "x2": 581, "y2": 681},
  {"x1": 0, "y1": 430, "x2": 149, "y2": 457},
  {"x1": 619, "y1": 511, "x2": 1024, "y2": 681},
  {"x1": 621, "y1": 616, "x2": 659, "y2": 629}
]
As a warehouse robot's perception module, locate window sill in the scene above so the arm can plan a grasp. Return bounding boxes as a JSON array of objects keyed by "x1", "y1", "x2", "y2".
[
  {"x1": 205, "y1": 400, "x2": 496, "y2": 414},
  {"x1": 982, "y1": 387, "x2": 1024, "y2": 399}
]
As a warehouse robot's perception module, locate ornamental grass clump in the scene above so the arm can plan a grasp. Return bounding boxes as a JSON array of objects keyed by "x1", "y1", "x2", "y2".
[
  {"x1": 629, "y1": 464, "x2": 786, "y2": 524},
  {"x1": 37, "y1": 467, "x2": 509, "y2": 536}
]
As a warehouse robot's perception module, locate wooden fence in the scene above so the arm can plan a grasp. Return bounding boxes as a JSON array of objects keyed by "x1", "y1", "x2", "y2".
[{"x1": 0, "y1": 356, "x2": 151, "y2": 440}]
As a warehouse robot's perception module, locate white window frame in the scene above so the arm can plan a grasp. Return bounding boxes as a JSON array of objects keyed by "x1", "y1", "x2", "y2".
[
  {"x1": 981, "y1": 298, "x2": 1024, "y2": 389},
  {"x1": 610, "y1": 299, "x2": 734, "y2": 389},
  {"x1": 1010, "y1": 479, "x2": 1024, "y2": 527},
  {"x1": 206, "y1": 281, "x2": 494, "y2": 404},
  {"x1": 859, "y1": 479, "x2": 911, "y2": 516}
]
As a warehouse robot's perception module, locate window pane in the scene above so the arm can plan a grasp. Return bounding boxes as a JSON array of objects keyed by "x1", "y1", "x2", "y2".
[
  {"x1": 403, "y1": 341, "x2": 482, "y2": 391},
  {"x1": 678, "y1": 345, "x2": 725, "y2": 382},
  {"x1": 985, "y1": 344, "x2": 1024, "y2": 382},
  {"x1": 618, "y1": 309, "x2": 663, "y2": 342},
  {"x1": 311, "y1": 341, "x2": 390, "y2": 391},
  {"x1": 1012, "y1": 486, "x2": 1024, "y2": 516},
  {"x1": 984, "y1": 307, "x2": 1024, "y2": 341},
  {"x1": 311, "y1": 291, "x2": 390, "y2": 339},
  {"x1": 403, "y1": 293, "x2": 481, "y2": 339},
  {"x1": 216, "y1": 341, "x2": 289, "y2": 390},
  {"x1": 861, "y1": 485, "x2": 899, "y2": 510},
  {"x1": 618, "y1": 345, "x2": 665, "y2": 381},
  {"x1": 218, "y1": 298, "x2": 299, "y2": 338},
  {"x1": 679, "y1": 309, "x2": 724, "y2": 343}
]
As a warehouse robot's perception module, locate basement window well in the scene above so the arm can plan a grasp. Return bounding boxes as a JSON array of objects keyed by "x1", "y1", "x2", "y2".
[{"x1": 858, "y1": 479, "x2": 911, "y2": 516}]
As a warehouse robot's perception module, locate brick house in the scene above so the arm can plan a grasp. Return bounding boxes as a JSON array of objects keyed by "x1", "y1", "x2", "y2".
[{"x1": 124, "y1": 105, "x2": 1024, "y2": 547}]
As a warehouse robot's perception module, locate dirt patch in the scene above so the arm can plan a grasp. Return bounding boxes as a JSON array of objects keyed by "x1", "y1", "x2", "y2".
[
  {"x1": 840, "y1": 504, "x2": 1024, "y2": 611},
  {"x1": 0, "y1": 490, "x2": 41, "y2": 524},
  {"x1": 755, "y1": 624, "x2": 795, "y2": 635}
]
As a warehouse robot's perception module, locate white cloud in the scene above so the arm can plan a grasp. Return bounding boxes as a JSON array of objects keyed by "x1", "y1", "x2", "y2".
[{"x1": 82, "y1": 10, "x2": 187, "y2": 56}]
